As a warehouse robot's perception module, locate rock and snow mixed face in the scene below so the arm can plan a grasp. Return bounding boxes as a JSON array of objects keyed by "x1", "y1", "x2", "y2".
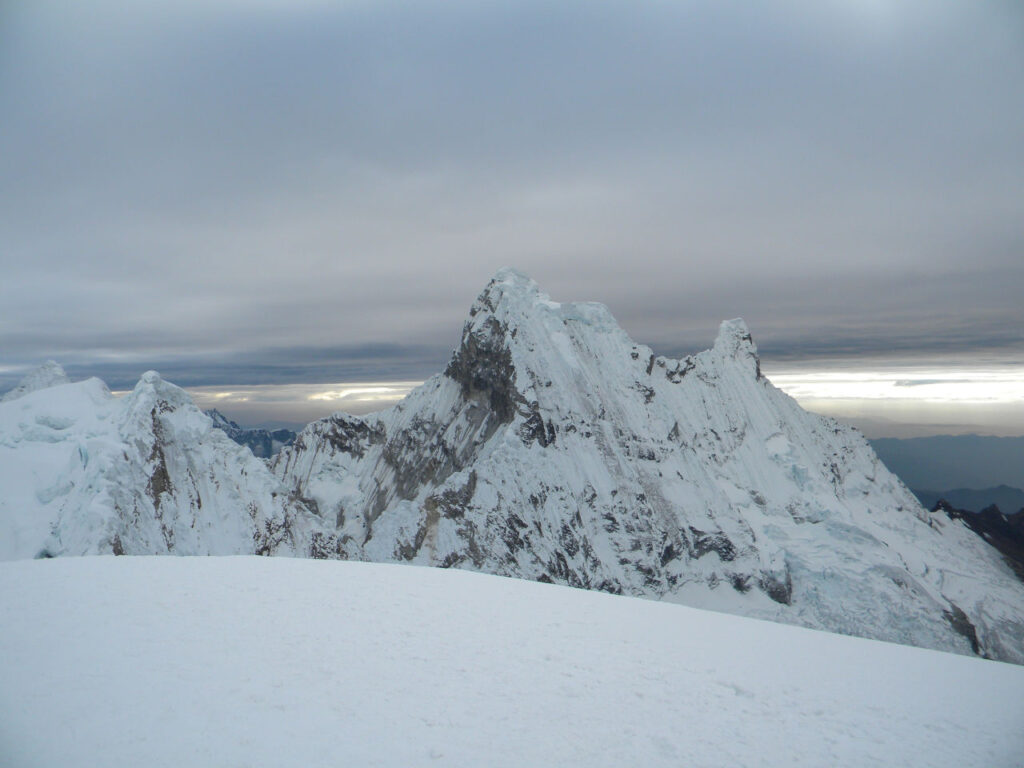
[
  {"x1": 204, "y1": 409, "x2": 296, "y2": 458},
  {"x1": 2, "y1": 269, "x2": 1023, "y2": 663},
  {"x1": 0, "y1": 367, "x2": 319, "y2": 560},
  {"x1": 273, "y1": 268, "x2": 1024, "y2": 663}
]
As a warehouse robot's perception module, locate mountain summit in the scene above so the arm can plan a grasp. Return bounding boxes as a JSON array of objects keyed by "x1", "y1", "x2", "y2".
[
  {"x1": 0, "y1": 369, "x2": 319, "y2": 561},
  {"x1": 273, "y1": 270, "x2": 1024, "y2": 663},
  {"x1": 1, "y1": 360, "x2": 70, "y2": 403},
  {"x1": 2, "y1": 270, "x2": 1022, "y2": 661}
]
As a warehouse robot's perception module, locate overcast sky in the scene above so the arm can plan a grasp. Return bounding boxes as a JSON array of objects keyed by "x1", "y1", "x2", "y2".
[{"x1": 2, "y1": 0, "x2": 1022, "y2": 431}]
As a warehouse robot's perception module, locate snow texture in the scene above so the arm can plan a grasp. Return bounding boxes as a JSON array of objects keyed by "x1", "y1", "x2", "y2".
[
  {"x1": 2, "y1": 270, "x2": 1024, "y2": 664},
  {"x1": 0, "y1": 370, "x2": 321, "y2": 560},
  {"x1": 273, "y1": 269, "x2": 1024, "y2": 663},
  {"x1": 1, "y1": 556, "x2": 1022, "y2": 768},
  {"x1": 0, "y1": 361, "x2": 69, "y2": 403}
]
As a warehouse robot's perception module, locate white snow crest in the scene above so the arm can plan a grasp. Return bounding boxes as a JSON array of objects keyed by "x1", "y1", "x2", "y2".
[
  {"x1": 275, "y1": 269, "x2": 1024, "y2": 663},
  {"x1": 1, "y1": 360, "x2": 71, "y2": 402},
  {"x1": 0, "y1": 367, "x2": 323, "y2": 560},
  {"x1": 3, "y1": 270, "x2": 1024, "y2": 665}
]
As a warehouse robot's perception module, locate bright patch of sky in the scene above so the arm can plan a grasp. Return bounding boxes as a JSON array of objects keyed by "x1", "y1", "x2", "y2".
[
  {"x1": 767, "y1": 369, "x2": 1024, "y2": 405},
  {"x1": 153, "y1": 361, "x2": 1024, "y2": 438},
  {"x1": 762, "y1": 362, "x2": 1024, "y2": 438},
  {"x1": 183, "y1": 381, "x2": 423, "y2": 424}
]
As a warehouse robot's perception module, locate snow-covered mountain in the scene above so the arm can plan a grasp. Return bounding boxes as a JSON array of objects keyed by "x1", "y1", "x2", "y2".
[
  {"x1": 2, "y1": 269, "x2": 1023, "y2": 663},
  {"x1": 0, "y1": 360, "x2": 69, "y2": 403},
  {"x1": 205, "y1": 408, "x2": 296, "y2": 458},
  {"x1": 273, "y1": 268, "x2": 1024, "y2": 663},
  {"x1": 4, "y1": 557, "x2": 1022, "y2": 768},
  {"x1": 0, "y1": 368, "x2": 319, "y2": 560}
]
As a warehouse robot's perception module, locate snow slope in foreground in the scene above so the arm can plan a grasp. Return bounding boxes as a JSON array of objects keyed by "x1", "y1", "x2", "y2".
[{"x1": 1, "y1": 558, "x2": 1022, "y2": 768}]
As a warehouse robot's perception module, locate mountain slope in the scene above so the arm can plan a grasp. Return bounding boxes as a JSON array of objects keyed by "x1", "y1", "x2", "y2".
[
  {"x1": 274, "y1": 269, "x2": 1024, "y2": 662},
  {"x1": 0, "y1": 368, "x2": 320, "y2": 560},
  {"x1": 3, "y1": 557, "x2": 1023, "y2": 768},
  {"x1": 934, "y1": 500, "x2": 1024, "y2": 582}
]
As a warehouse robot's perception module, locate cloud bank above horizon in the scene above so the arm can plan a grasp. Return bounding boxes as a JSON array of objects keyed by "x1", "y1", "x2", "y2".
[
  {"x1": 2, "y1": 0, "x2": 1022, "y2": 403},
  {"x1": 97, "y1": 361, "x2": 1022, "y2": 439}
]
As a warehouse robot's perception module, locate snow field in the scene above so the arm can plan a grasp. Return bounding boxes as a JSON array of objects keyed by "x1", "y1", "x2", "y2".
[{"x1": 1, "y1": 556, "x2": 1022, "y2": 768}]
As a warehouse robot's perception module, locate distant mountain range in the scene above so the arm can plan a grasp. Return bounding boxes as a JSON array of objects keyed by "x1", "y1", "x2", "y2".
[
  {"x1": 204, "y1": 409, "x2": 296, "y2": 458},
  {"x1": 912, "y1": 486, "x2": 1024, "y2": 515},
  {"x1": 932, "y1": 499, "x2": 1024, "y2": 583},
  {"x1": 868, "y1": 435, "x2": 1024, "y2": 515}
]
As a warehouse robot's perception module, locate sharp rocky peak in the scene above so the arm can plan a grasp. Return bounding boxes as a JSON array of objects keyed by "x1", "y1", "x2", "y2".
[
  {"x1": 205, "y1": 408, "x2": 236, "y2": 428},
  {"x1": 713, "y1": 318, "x2": 755, "y2": 354},
  {"x1": 466, "y1": 269, "x2": 620, "y2": 337},
  {"x1": 271, "y1": 268, "x2": 1024, "y2": 664},
  {"x1": 116, "y1": 371, "x2": 219, "y2": 452},
  {"x1": 709, "y1": 318, "x2": 762, "y2": 379},
  {"x1": 125, "y1": 371, "x2": 193, "y2": 410},
  {"x1": 450, "y1": 270, "x2": 764, "y2": 402},
  {"x1": 471, "y1": 267, "x2": 542, "y2": 312},
  {"x1": 8, "y1": 270, "x2": 1022, "y2": 665}
]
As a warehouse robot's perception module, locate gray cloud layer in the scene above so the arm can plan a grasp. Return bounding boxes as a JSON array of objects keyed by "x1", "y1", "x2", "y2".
[{"x1": 2, "y1": 0, "x2": 1022, "y2": 388}]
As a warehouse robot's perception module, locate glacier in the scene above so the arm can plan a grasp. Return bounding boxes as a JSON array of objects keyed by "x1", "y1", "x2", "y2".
[
  {"x1": 1, "y1": 268, "x2": 1023, "y2": 663},
  {"x1": 272, "y1": 269, "x2": 1024, "y2": 662},
  {"x1": 0, "y1": 370, "x2": 320, "y2": 560},
  {"x1": 0, "y1": 359, "x2": 69, "y2": 403}
]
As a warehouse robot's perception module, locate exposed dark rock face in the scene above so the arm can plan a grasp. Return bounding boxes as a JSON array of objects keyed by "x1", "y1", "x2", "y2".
[
  {"x1": 519, "y1": 404, "x2": 557, "y2": 447},
  {"x1": 424, "y1": 471, "x2": 478, "y2": 520},
  {"x1": 205, "y1": 409, "x2": 297, "y2": 459},
  {"x1": 935, "y1": 500, "x2": 1024, "y2": 582},
  {"x1": 759, "y1": 569, "x2": 793, "y2": 605},
  {"x1": 269, "y1": 269, "x2": 1024, "y2": 664},
  {"x1": 445, "y1": 314, "x2": 522, "y2": 425},
  {"x1": 146, "y1": 409, "x2": 173, "y2": 512},
  {"x1": 320, "y1": 417, "x2": 384, "y2": 458},
  {"x1": 943, "y1": 602, "x2": 982, "y2": 656},
  {"x1": 688, "y1": 527, "x2": 737, "y2": 562}
]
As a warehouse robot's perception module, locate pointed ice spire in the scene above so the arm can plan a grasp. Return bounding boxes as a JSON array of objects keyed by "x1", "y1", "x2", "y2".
[
  {"x1": 120, "y1": 370, "x2": 198, "y2": 421},
  {"x1": 491, "y1": 266, "x2": 539, "y2": 290},
  {"x1": 468, "y1": 267, "x2": 546, "y2": 319},
  {"x1": 1, "y1": 360, "x2": 71, "y2": 402},
  {"x1": 711, "y1": 319, "x2": 762, "y2": 379}
]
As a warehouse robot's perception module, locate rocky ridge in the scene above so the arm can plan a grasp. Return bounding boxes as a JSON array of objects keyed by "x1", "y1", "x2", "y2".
[
  {"x1": 205, "y1": 408, "x2": 296, "y2": 458},
  {"x1": 272, "y1": 269, "x2": 1024, "y2": 663},
  {"x1": 3, "y1": 269, "x2": 1024, "y2": 663},
  {"x1": 0, "y1": 370, "x2": 319, "y2": 560}
]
